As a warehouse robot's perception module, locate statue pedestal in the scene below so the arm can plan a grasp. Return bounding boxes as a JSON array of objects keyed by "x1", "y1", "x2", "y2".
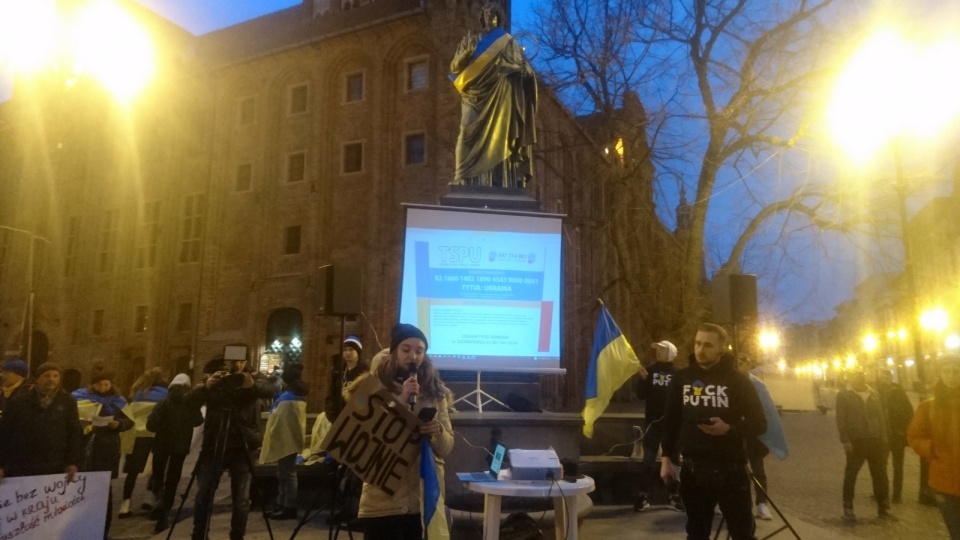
[{"x1": 440, "y1": 185, "x2": 541, "y2": 211}]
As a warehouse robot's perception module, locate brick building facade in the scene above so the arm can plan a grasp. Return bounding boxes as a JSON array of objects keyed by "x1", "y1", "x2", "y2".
[{"x1": 0, "y1": 0, "x2": 675, "y2": 411}]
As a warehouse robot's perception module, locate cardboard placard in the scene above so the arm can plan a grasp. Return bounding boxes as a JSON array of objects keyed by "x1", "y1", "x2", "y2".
[
  {"x1": 320, "y1": 377, "x2": 422, "y2": 496},
  {"x1": 0, "y1": 471, "x2": 110, "y2": 540}
]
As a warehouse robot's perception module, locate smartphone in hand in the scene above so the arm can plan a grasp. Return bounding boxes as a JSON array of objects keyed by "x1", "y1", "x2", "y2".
[{"x1": 418, "y1": 407, "x2": 437, "y2": 422}]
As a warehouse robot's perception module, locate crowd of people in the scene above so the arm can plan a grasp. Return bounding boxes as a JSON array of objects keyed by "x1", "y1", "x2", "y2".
[
  {"x1": 0, "y1": 321, "x2": 451, "y2": 540},
  {"x1": 0, "y1": 318, "x2": 957, "y2": 540}
]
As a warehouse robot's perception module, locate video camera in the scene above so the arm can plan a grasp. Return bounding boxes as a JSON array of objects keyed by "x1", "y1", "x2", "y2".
[{"x1": 213, "y1": 344, "x2": 249, "y2": 389}]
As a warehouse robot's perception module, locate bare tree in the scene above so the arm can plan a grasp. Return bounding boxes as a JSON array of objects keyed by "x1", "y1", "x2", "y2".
[{"x1": 523, "y1": 0, "x2": 884, "y2": 341}]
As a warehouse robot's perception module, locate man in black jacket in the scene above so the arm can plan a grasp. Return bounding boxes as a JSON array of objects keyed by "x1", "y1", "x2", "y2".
[
  {"x1": 634, "y1": 340, "x2": 683, "y2": 511},
  {"x1": 186, "y1": 353, "x2": 276, "y2": 540},
  {"x1": 660, "y1": 323, "x2": 766, "y2": 540},
  {"x1": 0, "y1": 362, "x2": 83, "y2": 481}
]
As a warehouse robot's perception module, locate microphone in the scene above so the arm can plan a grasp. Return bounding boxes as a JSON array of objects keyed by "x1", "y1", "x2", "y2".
[{"x1": 407, "y1": 362, "x2": 418, "y2": 411}]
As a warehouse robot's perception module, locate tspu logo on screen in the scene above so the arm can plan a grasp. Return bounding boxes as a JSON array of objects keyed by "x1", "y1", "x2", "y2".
[{"x1": 437, "y1": 246, "x2": 481, "y2": 263}]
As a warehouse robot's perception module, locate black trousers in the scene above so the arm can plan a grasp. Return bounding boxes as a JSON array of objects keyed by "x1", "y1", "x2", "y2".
[
  {"x1": 843, "y1": 437, "x2": 889, "y2": 510},
  {"x1": 680, "y1": 461, "x2": 756, "y2": 540},
  {"x1": 191, "y1": 448, "x2": 253, "y2": 540},
  {"x1": 361, "y1": 513, "x2": 422, "y2": 540},
  {"x1": 888, "y1": 440, "x2": 905, "y2": 501}
]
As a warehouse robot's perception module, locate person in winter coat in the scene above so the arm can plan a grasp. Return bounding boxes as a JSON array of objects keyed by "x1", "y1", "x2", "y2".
[
  {"x1": 836, "y1": 370, "x2": 894, "y2": 522},
  {"x1": 119, "y1": 367, "x2": 169, "y2": 518},
  {"x1": 72, "y1": 368, "x2": 134, "y2": 539},
  {"x1": 877, "y1": 369, "x2": 914, "y2": 504},
  {"x1": 354, "y1": 323, "x2": 454, "y2": 540},
  {"x1": 260, "y1": 364, "x2": 308, "y2": 520},
  {"x1": 324, "y1": 335, "x2": 369, "y2": 423},
  {"x1": 908, "y1": 353, "x2": 960, "y2": 540},
  {"x1": 0, "y1": 362, "x2": 83, "y2": 480},
  {"x1": 146, "y1": 373, "x2": 203, "y2": 533},
  {"x1": 186, "y1": 352, "x2": 276, "y2": 540}
]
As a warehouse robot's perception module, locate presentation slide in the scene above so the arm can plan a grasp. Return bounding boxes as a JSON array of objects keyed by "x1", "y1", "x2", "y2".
[{"x1": 399, "y1": 206, "x2": 564, "y2": 373}]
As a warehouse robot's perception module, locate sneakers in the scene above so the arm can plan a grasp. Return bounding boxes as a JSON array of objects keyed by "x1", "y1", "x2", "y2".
[
  {"x1": 843, "y1": 508, "x2": 857, "y2": 523},
  {"x1": 633, "y1": 496, "x2": 651, "y2": 512},
  {"x1": 756, "y1": 503, "x2": 772, "y2": 520},
  {"x1": 670, "y1": 495, "x2": 685, "y2": 512}
]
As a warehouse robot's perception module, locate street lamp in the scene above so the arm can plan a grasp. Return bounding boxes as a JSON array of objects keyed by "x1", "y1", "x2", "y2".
[
  {"x1": 1, "y1": 0, "x2": 156, "y2": 104},
  {"x1": 828, "y1": 26, "x2": 960, "y2": 396}
]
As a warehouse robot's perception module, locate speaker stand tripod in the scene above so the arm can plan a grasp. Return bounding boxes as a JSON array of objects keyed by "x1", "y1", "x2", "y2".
[{"x1": 453, "y1": 371, "x2": 512, "y2": 412}]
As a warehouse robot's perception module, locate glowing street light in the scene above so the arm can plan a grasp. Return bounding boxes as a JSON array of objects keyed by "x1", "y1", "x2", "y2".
[
  {"x1": 758, "y1": 329, "x2": 781, "y2": 351},
  {"x1": 0, "y1": 0, "x2": 155, "y2": 103},
  {"x1": 946, "y1": 334, "x2": 960, "y2": 350},
  {"x1": 920, "y1": 307, "x2": 949, "y2": 333},
  {"x1": 862, "y1": 334, "x2": 879, "y2": 353},
  {"x1": 828, "y1": 28, "x2": 960, "y2": 163},
  {"x1": 827, "y1": 25, "x2": 960, "y2": 395}
]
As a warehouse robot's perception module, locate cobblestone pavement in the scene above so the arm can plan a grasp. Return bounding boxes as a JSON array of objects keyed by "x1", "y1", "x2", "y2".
[{"x1": 765, "y1": 410, "x2": 949, "y2": 539}]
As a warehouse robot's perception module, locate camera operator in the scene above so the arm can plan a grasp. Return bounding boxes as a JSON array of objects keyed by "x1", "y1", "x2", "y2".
[{"x1": 186, "y1": 349, "x2": 275, "y2": 540}]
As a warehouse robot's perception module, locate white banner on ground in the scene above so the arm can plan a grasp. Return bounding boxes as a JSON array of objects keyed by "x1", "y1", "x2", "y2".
[{"x1": 0, "y1": 471, "x2": 110, "y2": 540}]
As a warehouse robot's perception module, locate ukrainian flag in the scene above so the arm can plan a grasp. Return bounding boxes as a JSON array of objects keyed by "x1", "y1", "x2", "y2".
[
  {"x1": 582, "y1": 304, "x2": 641, "y2": 438},
  {"x1": 420, "y1": 437, "x2": 449, "y2": 539}
]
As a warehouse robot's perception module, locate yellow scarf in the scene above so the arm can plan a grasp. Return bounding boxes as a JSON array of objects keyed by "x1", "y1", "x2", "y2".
[{"x1": 2, "y1": 378, "x2": 23, "y2": 399}]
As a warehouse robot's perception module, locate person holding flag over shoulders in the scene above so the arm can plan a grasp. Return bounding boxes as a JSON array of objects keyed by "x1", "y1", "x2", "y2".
[{"x1": 582, "y1": 302, "x2": 647, "y2": 439}]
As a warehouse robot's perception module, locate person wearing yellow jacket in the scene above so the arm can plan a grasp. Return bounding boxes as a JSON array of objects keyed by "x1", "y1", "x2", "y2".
[
  {"x1": 908, "y1": 353, "x2": 960, "y2": 540},
  {"x1": 259, "y1": 364, "x2": 308, "y2": 520},
  {"x1": 353, "y1": 323, "x2": 454, "y2": 540}
]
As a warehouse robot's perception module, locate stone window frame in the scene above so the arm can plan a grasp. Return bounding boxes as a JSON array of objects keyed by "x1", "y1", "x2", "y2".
[
  {"x1": 288, "y1": 82, "x2": 310, "y2": 116},
  {"x1": 341, "y1": 140, "x2": 365, "y2": 175},
  {"x1": 344, "y1": 71, "x2": 365, "y2": 104},
  {"x1": 404, "y1": 55, "x2": 429, "y2": 92},
  {"x1": 402, "y1": 131, "x2": 427, "y2": 166},
  {"x1": 284, "y1": 150, "x2": 308, "y2": 184},
  {"x1": 238, "y1": 95, "x2": 257, "y2": 126}
]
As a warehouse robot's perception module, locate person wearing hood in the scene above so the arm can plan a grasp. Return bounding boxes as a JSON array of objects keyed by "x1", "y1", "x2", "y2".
[
  {"x1": 119, "y1": 366, "x2": 169, "y2": 518},
  {"x1": 72, "y1": 367, "x2": 135, "y2": 539},
  {"x1": 146, "y1": 373, "x2": 204, "y2": 533},
  {"x1": 908, "y1": 353, "x2": 960, "y2": 539},
  {"x1": 260, "y1": 363, "x2": 309, "y2": 520},
  {"x1": 660, "y1": 323, "x2": 766, "y2": 540}
]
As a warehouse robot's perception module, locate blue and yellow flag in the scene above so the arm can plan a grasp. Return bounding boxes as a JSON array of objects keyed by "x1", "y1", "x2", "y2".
[
  {"x1": 582, "y1": 305, "x2": 641, "y2": 438},
  {"x1": 420, "y1": 437, "x2": 450, "y2": 539}
]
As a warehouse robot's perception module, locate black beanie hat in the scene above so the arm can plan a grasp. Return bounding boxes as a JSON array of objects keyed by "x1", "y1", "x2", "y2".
[
  {"x1": 390, "y1": 323, "x2": 428, "y2": 352},
  {"x1": 281, "y1": 363, "x2": 304, "y2": 384}
]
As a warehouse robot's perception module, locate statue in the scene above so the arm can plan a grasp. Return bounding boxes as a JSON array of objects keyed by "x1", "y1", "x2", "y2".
[{"x1": 450, "y1": 2, "x2": 538, "y2": 188}]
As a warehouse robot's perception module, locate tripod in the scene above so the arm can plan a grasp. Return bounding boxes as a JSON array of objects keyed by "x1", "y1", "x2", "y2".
[
  {"x1": 167, "y1": 405, "x2": 275, "y2": 540},
  {"x1": 711, "y1": 467, "x2": 800, "y2": 540},
  {"x1": 288, "y1": 461, "x2": 354, "y2": 540}
]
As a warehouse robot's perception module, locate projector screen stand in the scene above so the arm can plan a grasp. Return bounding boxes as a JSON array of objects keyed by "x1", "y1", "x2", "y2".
[{"x1": 453, "y1": 371, "x2": 513, "y2": 413}]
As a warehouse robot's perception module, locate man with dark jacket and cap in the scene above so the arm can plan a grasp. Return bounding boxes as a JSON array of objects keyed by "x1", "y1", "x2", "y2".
[
  {"x1": 660, "y1": 323, "x2": 766, "y2": 540},
  {"x1": 324, "y1": 335, "x2": 368, "y2": 423},
  {"x1": 0, "y1": 359, "x2": 30, "y2": 417},
  {"x1": 186, "y1": 350, "x2": 275, "y2": 540},
  {"x1": 0, "y1": 362, "x2": 83, "y2": 481}
]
